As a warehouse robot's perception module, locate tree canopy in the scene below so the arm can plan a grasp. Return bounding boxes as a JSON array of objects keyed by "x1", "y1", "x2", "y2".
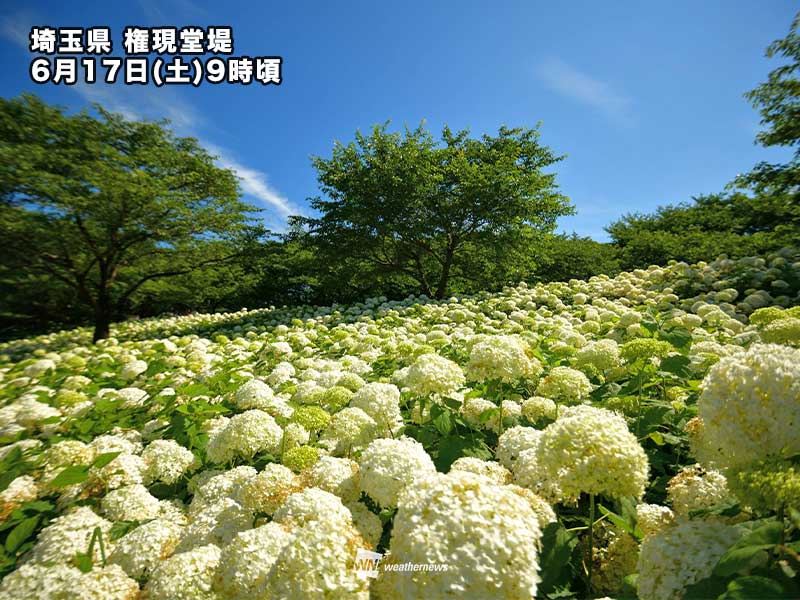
[
  {"x1": 736, "y1": 12, "x2": 800, "y2": 201},
  {"x1": 291, "y1": 123, "x2": 573, "y2": 299},
  {"x1": 0, "y1": 94, "x2": 263, "y2": 341}
]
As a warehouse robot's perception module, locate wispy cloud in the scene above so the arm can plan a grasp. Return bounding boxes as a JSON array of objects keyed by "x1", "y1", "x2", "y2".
[
  {"x1": 1, "y1": 8, "x2": 297, "y2": 223},
  {"x1": 536, "y1": 58, "x2": 634, "y2": 124},
  {"x1": 204, "y1": 142, "x2": 296, "y2": 217},
  {"x1": 0, "y1": 12, "x2": 32, "y2": 49}
]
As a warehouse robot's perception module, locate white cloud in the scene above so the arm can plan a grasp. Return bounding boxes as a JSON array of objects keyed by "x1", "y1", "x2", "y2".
[
  {"x1": 536, "y1": 58, "x2": 634, "y2": 124},
  {"x1": 0, "y1": 12, "x2": 33, "y2": 48},
  {"x1": 204, "y1": 142, "x2": 296, "y2": 217}
]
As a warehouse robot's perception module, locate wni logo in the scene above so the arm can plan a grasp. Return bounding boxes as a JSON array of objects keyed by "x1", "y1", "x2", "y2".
[{"x1": 354, "y1": 549, "x2": 383, "y2": 580}]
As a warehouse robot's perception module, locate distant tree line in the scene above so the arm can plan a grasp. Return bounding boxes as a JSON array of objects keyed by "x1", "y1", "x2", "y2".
[{"x1": 1, "y1": 13, "x2": 798, "y2": 341}]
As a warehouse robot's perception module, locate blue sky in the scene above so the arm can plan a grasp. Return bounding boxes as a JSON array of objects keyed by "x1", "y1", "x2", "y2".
[{"x1": 1, "y1": 0, "x2": 796, "y2": 239}]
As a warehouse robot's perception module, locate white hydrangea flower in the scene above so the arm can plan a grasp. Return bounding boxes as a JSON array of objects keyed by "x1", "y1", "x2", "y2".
[
  {"x1": 232, "y1": 378, "x2": 276, "y2": 410},
  {"x1": 0, "y1": 563, "x2": 138, "y2": 600},
  {"x1": 635, "y1": 503, "x2": 675, "y2": 538},
  {"x1": 101, "y1": 483, "x2": 161, "y2": 521},
  {"x1": 521, "y1": 395, "x2": 557, "y2": 421},
  {"x1": 189, "y1": 466, "x2": 257, "y2": 511},
  {"x1": 402, "y1": 353, "x2": 465, "y2": 396},
  {"x1": 145, "y1": 543, "x2": 222, "y2": 600},
  {"x1": 449, "y1": 456, "x2": 511, "y2": 485},
  {"x1": 142, "y1": 439, "x2": 199, "y2": 484},
  {"x1": 177, "y1": 497, "x2": 253, "y2": 552},
  {"x1": 0, "y1": 475, "x2": 39, "y2": 519},
  {"x1": 268, "y1": 519, "x2": 370, "y2": 599},
  {"x1": 381, "y1": 471, "x2": 542, "y2": 598},
  {"x1": 273, "y1": 487, "x2": 353, "y2": 529},
  {"x1": 240, "y1": 463, "x2": 301, "y2": 515},
  {"x1": 108, "y1": 518, "x2": 183, "y2": 579},
  {"x1": 212, "y1": 522, "x2": 294, "y2": 599},
  {"x1": 666, "y1": 464, "x2": 732, "y2": 517},
  {"x1": 28, "y1": 506, "x2": 115, "y2": 565},
  {"x1": 348, "y1": 382, "x2": 403, "y2": 434},
  {"x1": 267, "y1": 361, "x2": 296, "y2": 387},
  {"x1": 346, "y1": 501, "x2": 383, "y2": 548},
  {"x1": 302, "y1": 456, "x2": 361, "y2": 503},
  {"x1": 460, "y1": 397, "x2": 501, "y2": 432},
  {"x1": 505, "y1": 483, "x2": 557, "y2": 530},
  {"x1": 120, "y1": 359, "x2": 147, "y2": 380},
  {"x1": 574, "y1": 338, "x2": 621, "y2": 371},
  {"x1": 465, "y1": 335, "x2": 542, "y2": 383},
  {"x1": 536, "y1": 405, "x2": 649, "y2": 501},
  {"x1": 496, "y1": 426, "x2": 542, "y2": 469},
  {"x1": 536, "y1": 366, "x2": 593, "y2": 405},
  {"x1": 205, "y1": 409, "x2": 283, "y2": 464},
  {"x1": 90, "y1": 432, "x2": 142, "y2": 456},
  {"x1": 358, "y1": 437, "x2": 436, "y2": 508},
  {"x1": 637, "y1": 520, "x2": 741, "y2": 600},
  {"x1": 23, "y1": 358, "x2": 57, "y2": 377},
  {"x1": 92, "y1": 453, "x2": 146, "y2": 490},
  {"x1": 319, "y1": 407, "x2": 377, "y2": 455},
  {"x1": 0, "y1": 563, "x2": 80, "y2": 599},
  {"x1": 697, "y1": 344, "x2": 800, "y2": 471}
]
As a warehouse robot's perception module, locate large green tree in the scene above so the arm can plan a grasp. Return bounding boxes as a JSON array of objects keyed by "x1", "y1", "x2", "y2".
[
  {"x1": 736, "y1": 11, "x2": 800, "y2": 203},
  {"x1": 0, "y1": 95, "x2": 263, "y2": 341},
  {"x1": 292, "y1": 123, "x2": 573, "y2": 299}
]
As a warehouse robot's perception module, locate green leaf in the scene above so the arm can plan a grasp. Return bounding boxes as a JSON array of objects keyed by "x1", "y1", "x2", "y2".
[
  {"x1": 659, "y1": 353, "x2": 692, "y2": 376},
  {"x1": 648, "y1": 432, "x2": 664, "y2": 446},
  {"x1": 19, "y1": 500, "x2": 54, "y2": 513},
  {"x1": 4, "y1": 516, "x2": 40, "y2": 553},
  {"x1": 49, "y1": 465, "x2": 90, "y2": 488},
  {"x1": 714, "y1": 522, "x2": 783, "y2": 577},
  {"x1": 538, "y1": 522, "x2": 579, "y2": 595},
  {"x1": 684, "y1": 575, "x2": 728, "y2": 599},
  {"x1": 599, "y1": 505, "x2": 636, "y2": 536},
  {"x1": 74, "y1": 552, "x2": 93, "y2": 573},
  {"x1": 430, "y1": 404, "x2": 453, "y2": 436},
  {"x1": 109, "y1": 520, "x2": 140, "y2": 541},
  {"x1": 91, "y1": 451, "x2": 122, "y2": 470},
  {"x1": 660, "y1": 327, "x2": 693, "y2": 350},
  {"x1": 721, "y1": 576, "x2": 788, "y2": 599},
  {"x1": 689, "y1": 501, "x2": 741, "y2": 520}
]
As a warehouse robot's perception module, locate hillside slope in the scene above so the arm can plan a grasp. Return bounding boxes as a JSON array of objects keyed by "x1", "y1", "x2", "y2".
[{"x1": 0, "y1": 249, "x2": 798, "y2": 598}]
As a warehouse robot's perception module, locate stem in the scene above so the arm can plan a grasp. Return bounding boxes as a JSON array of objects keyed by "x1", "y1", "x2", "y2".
[
  {"x1": 635, "y1": 372, "x2": 643, "y2": 437},
  {"x1": 96, "y1": 527, "x2": 106, "y2": 567},
  {"x1": 778, "y1": 502, "x2": 786, "y2": 547},
  {"x1": 587, "y1": 493, "x2": 596, "y2": 597}
]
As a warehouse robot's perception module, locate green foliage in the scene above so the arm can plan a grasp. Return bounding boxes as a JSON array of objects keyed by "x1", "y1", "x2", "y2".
[
  {"x1": 607, "y1": 193, "x2": 797, "y2": 269},
  {"x1": 0, "y1": 499, "x2": 57, "y2": 578},
  {"x1": 0, "y1": 94, "x2": 264, "y2": 341},
  {"x1": 292, "y1": 122, "x2": 573, "y2": 300},
  {"x1": 736, "y1": 11, "x2": 800, "y2": 198},
  {"x1": 533, "y1": 233, "x2": 621, "y2": 283}
]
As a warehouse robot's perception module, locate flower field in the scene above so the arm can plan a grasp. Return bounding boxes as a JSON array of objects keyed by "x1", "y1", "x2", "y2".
[{"x1": 0, "y1": 250, "x2": 799, "y2": 599}]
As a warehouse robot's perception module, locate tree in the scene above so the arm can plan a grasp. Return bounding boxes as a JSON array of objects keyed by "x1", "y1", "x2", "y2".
[
  {"x1": 533, "y1": 234, "x2": 620, "y2": 283},
  {"x1": 0, "y1": 95, "x2": 263, "y2": 341},
  {"x1": 606, "y1": 193, "x2": 794, "y2": 269},
  {"x1": 292, "y1": 123, "x2": 573, "y2": 299},
  {"x1": 737, "y1": 11, "x2": 800, "y2": 199}
]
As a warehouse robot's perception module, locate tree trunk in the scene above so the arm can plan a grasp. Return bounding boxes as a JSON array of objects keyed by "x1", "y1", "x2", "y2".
[
  {"x1": 93, "y1": 296, "x2": 112, "y2": 342},
  {"x1": 434, "y1": 244, "x2": 455, "y2": 299}
]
